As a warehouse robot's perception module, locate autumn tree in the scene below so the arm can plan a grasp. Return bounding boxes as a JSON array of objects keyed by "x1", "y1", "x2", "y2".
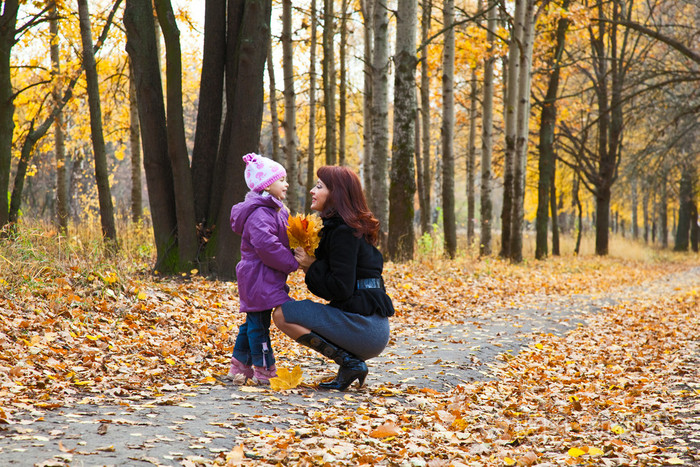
[
  {"x1": 388, "y1": 0, "x2": 417, "y2": 261},
  {"x1": 441, "y1": 0, "x2": 457, "y2": 259}
]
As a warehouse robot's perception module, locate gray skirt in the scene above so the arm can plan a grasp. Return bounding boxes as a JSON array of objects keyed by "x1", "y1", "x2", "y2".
[{"x1": 281, "y1": 299, "x2": 390, "y2": 361}]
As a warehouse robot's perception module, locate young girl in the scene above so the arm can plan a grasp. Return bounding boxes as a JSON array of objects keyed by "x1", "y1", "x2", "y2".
[{"x1": 227, "y1": 153, "x2": 298, "y2": 385}]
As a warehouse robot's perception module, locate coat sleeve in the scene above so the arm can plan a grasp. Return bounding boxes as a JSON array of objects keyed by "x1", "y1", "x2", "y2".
[
  {"x1": 247, "y1": 208, "x2": 298, "y2": 274},
  {"x1": 305, "y1": 225, "x2": 360, "y2": 301}
]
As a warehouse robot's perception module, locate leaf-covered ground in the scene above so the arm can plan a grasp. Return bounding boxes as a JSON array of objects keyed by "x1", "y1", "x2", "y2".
[{"x1": 1, "y1": 251, "x2": 699, "y2": 465}]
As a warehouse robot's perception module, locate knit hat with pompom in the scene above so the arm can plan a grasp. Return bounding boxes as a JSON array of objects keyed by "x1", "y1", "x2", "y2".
[{"x1": 242, "y1": 153, "x2": 286, "y2": 192}]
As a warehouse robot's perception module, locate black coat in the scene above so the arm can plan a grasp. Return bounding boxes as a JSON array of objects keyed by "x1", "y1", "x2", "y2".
[{"x1": 305, "y1": 216, "x2": 395, "y2": 317}]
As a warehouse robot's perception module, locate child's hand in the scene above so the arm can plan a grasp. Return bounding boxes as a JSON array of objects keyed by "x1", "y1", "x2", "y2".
[{"x1": 294, "y1": 247, "x2": 315, "y2": 272}]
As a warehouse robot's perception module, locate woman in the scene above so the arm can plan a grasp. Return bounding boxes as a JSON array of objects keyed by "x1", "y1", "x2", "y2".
[{"x1": 272, "y1": 166, "x2": 394, "y2": 390}]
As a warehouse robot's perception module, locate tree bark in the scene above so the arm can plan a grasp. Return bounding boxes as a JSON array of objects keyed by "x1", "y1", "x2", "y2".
[
  {"x1": 211, "y1": 0, "x2": 272, "y2": 279},
  {"x1": 128, "y1": 64, "x2": 143, "y2": 223},
  {"x1": 466, "y1": 66, "x2": 477, "y2": 247},
  {"x1": 509, "y1": 0, "x2": 535, "y2": 263},
  {"x1": 370, "y1": 0, "x2": 390, "y2": 235},
  {"x1": 267, "y1": 34, "x2": 281, "y2": 162},
  {"x1": 338, "y1": 0, "x2": 348, "y2": 166},
  {"x1": 419, "y1": 0, "x2": 432, "y2": 235},
  {"x1": 125, "y1": 0, "x2": 178, "y2": 271},
  {"x1": 0, "y1": 1, "x2": 19, "y2": 227},
  {"x1": 500, "y1": 0, "x2": 524, "y2": 258},
  {"x1": 388, "y1": 0, "x2": 417, "y2": 262},
  {"x1": 50, "y1": 2, "x2": 68, "y2": 232},
  {"x1": 154, "y1": 0, "x2": 198, "y2": 269},
  {"x1": 441, "y1": 0, "x2": 457, "y2": 259},
  {"x1": 360, "y1": 0, "x2": 373, "y2": 194},
  {"x1": 480, "y1": 0, "x2": 495, "y2": 256},
  {"x1": 674, "y1": 162, "x2": 693, "y2": 251},
  {"x1": 323, "y1": 0, "x2": 336, "y2": 165},
  {"x1": 535, "y1": 0, "x2": 570, "y2": 260},
  {"x1": 282, "y1": 0, "x2": 298, "y2": 212},
  {"x1": 192, "y1": 0, "x2": 226, "y2": 225},
  {"x1": 78, "y1": 0, "x2": 117, "y2": 245},
  {"x1": 550, "y1": 160, "x2": 560, "y2": 255},
  {"x1": 306, "y1": 0, "x2": 319, "y2": 212}
]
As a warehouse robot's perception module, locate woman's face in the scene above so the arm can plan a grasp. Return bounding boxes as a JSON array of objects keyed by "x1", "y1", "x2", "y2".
[{"x1": 310, "y1": 179, "x2": 329, "y2": 212}]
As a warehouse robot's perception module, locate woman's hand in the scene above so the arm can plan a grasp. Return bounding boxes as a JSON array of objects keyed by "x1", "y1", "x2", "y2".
[{"x1": 294, "y1": 247, "x2": 315, "y2": 272}]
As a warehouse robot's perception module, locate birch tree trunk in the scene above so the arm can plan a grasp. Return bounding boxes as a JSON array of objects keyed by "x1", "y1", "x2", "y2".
[
  {"x1": 388, "y1": 0, "x2": 417, "y2": 261},
  {"x1": 267, "y1": 34, "x2": 281, "y2": 162},
  {"x1": 78, "y1": 0, "x2": 117, "y2": 245},
  {"x1": 282, "y1": 0, "x2": 299, "y2": 212},
  {"x1": 500, "y1": 0, "x2": 524, "y2": 258},
  {"x1": 306, "y1": 0, "x2": 319, "y2": 212},
  {"x1": 480, "y1": 0, "x2": 495, "y2": 256},
  {"x1": 50, "y1": 2, "x2": 68, "y2": 232},
  {"x1": 371, "y1": 0, "x2": 390, "y2": 234},
  {"x1": 509, "y1": 0, "x2": 535, "y2": 263},
  {"x1": 441, "y1": 0, "x2": 457, "y2": 259},
  {"x1": 323, "y1": 0, "x2": 336, "y2": 165},
  {"x1": 419, "y1": 0, "x2": 432, "y2": 235}
]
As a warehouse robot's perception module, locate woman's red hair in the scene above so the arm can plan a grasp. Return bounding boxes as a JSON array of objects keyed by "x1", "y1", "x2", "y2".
[{"x1": 317, "y1": 166, "x2": 380, "y2": 245}]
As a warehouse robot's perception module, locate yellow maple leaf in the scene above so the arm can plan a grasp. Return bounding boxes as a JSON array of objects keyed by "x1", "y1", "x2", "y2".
[
  {"x1": 568, "y1": 447, "x2": 586, "y2": 457},
  {"x1": 287, "y1": 213, "x2": 322, "y2": 256},
  {"x1": 270, "y1": 365, "x2": 303, "y2": 391}
]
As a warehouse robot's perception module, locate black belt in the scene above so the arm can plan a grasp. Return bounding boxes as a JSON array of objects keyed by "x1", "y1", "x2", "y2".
[{"x1": 356, "y1": 278, "x2": 384, "y2": 290}]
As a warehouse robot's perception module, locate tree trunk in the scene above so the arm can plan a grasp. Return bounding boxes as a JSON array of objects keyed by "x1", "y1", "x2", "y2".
[
  {"x1": 154, "y1": 0, "x2": 198, "y2": 269},
  {"x1": 0, "y1": 1, "x2": 18, "y2": 227},
  {"x1": 282, "y1": 0, "x2": 299, "y2": 212},
  {"x1": 642, "y1": 179, "x2": 649, "y2": 242},
  {"x1": 128, "y1": 66, "x2": 143, "y2": 223},
  {"x1": 192, "y1": 0, "x2": 226, "y2": 227},
  {"x1": 550, "y1": 159, "x2": 560, "y2": 256},
  {"x1": 500, "y1": 0, "x2": 524, "y2": 258},
  {"x1": 78, "y1": 0, "x2": 117, "y2": 245},
  {"x1": 50, "y1": 2, "x2": 68, "y2": 232},
  {"x1": 211, "y1": 0, "x2": 272, "y2": 279},
  {"x1": 323, "y1": 0, "x2": 336, "y2": 165},
  {"x1": 338, "y1": 0, "x2": 348, "y2": 166},
  {"x1": 510, "y1": 0, "x2": 535, "y2": 263},
  {"x1": 690, "y1": 201, "x2": 699, "y2": 253},
  {"x1": 419, "y1": 0, "x2": 432, "y2": 235},
  {"x1": 306, "y1": 0, "x2": 319, "y2": 212},
  {"x1": 466, "y1": 67, "x2": 477, "y2": 247},
  {"x1": 535, "y1": 0, "x2": 569, "y2": 260},
  {"x1": 388, "y1": 0, "x2": 417, "y2": 262},
  {"x1": 441, "y1": 0, "x2": 456, "y2": 259},
  {"x1": 370, "y1": 0, "x2": 390, "y2": 235},
  {"x1": 267, "y1": 34, "x2": 281, "y2": 162},
  {"x1": 631, "y1": 177, "x2": 638, "y2": 239},
  {"x1": 660, "y1": 172, "x2": 668, "y2": 248},
  {"x1": 674, "y1": 164, "x2": 692, "y2": 251},
  {"x1": 124, "y1": 0, "x2": 178, "y2": 272},
  {"x1": 573, "y1": 173, "x2": 583, "y2": 255},
  {"x1": 360, "y1": 0, "x2": 373, "y2": 194},
  {"x1": 480, "y1": 0, "x2": 495, "y2": 256}
]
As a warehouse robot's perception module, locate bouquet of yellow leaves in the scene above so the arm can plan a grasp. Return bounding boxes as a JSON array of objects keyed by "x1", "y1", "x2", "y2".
[{"x1": 287, "y1": 212, "x2": 322, "y2": 256}]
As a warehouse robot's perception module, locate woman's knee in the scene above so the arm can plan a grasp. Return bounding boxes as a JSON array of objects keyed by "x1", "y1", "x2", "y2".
[{"x1": 272, "y1": 306, "x2": 285, "y2": 327}]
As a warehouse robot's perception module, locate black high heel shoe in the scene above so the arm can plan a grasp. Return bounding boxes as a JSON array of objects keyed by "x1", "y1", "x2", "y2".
[{"x1": 296, "y1": 332, "x2": 369, "y2": 390}]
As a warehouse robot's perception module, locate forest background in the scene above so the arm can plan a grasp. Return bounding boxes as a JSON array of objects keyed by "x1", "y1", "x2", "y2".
[{"x1": 0, "y1": 0, "x2": 698, "y2": 274}]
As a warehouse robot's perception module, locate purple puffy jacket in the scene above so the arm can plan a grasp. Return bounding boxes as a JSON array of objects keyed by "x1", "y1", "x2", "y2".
[{"x1": 230, "y1": 192, "x2": 298, "y2": 312}]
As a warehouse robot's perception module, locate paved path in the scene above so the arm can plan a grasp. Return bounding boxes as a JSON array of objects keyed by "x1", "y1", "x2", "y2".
[{"x1": 1, "y1": 267, "x2": 698, "y2": 466}]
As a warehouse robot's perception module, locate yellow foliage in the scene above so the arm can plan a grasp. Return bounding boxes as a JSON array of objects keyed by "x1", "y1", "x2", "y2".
[
  {"x1": 269, "y1": 365, "x2": 303, "y2": 391},
  {"x1": 287, "y1": 213, "x2": 322, "y2": 256}
]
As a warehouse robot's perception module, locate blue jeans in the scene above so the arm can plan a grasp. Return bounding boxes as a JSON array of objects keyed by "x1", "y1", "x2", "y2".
[{"x1": 232, "y1": 310, "x2": 275, "y2": 369}]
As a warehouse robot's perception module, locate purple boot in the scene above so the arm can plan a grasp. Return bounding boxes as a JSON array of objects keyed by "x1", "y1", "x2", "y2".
[{"x1": 227, "y1": 357, "x2": 254, "y2": 385}]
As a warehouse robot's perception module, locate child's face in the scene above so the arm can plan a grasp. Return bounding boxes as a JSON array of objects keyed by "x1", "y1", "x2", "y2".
[{"x1": 265, "y1": 178, "x2": 289, "y2": 200}]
